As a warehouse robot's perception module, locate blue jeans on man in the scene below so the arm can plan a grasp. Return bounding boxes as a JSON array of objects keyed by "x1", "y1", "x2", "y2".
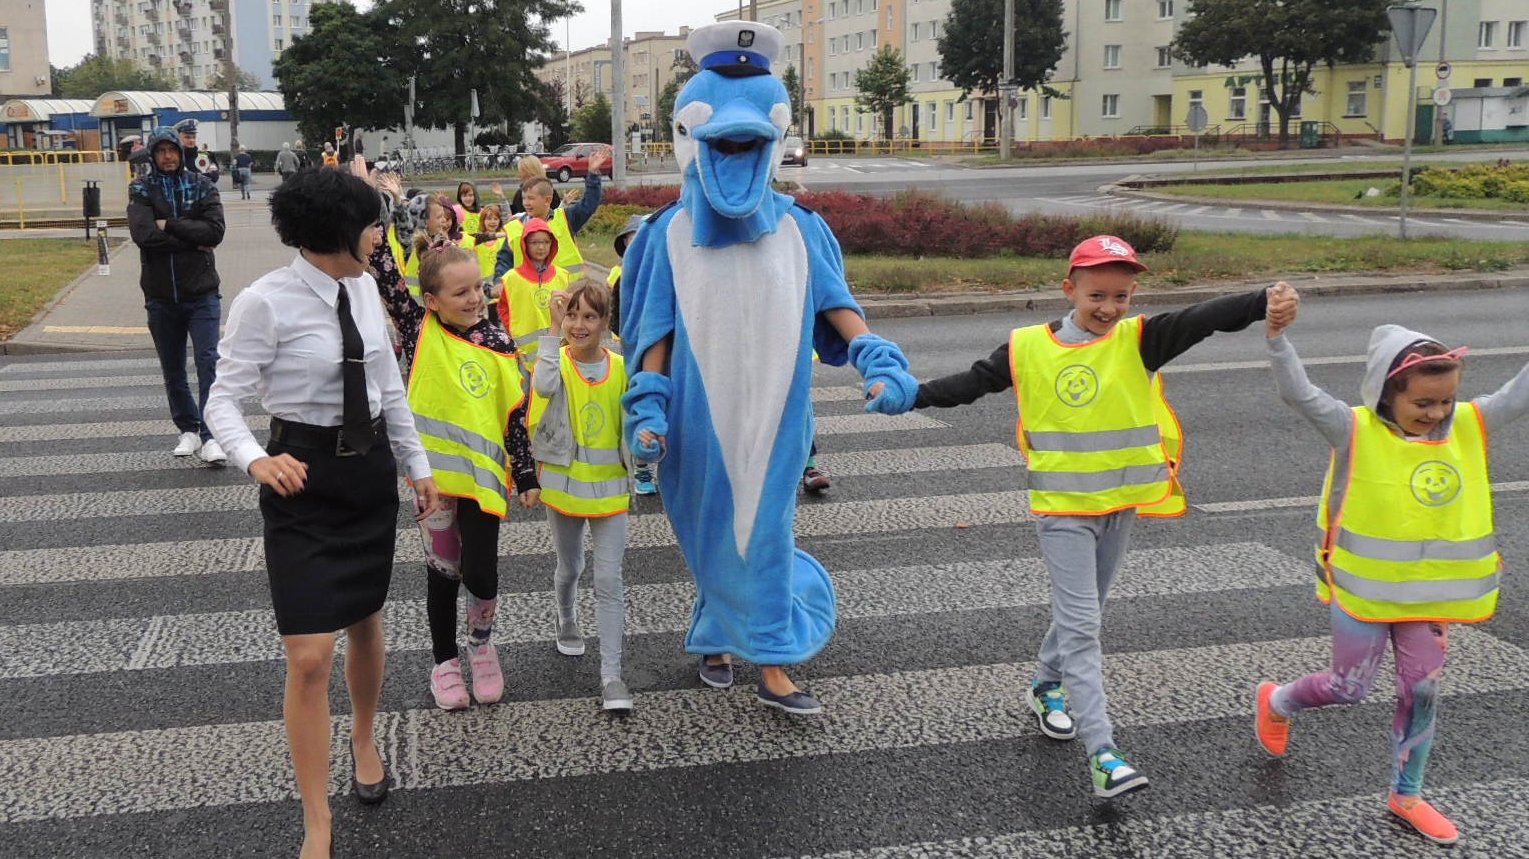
[{"x1": 145, "y1": 293, "x2": 220, "y2": 442}]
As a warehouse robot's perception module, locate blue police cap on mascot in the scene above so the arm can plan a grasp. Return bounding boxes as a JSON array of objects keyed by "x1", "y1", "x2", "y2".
[{"x1": 617, "y1": 21, "x2": 919, "y2": 706}]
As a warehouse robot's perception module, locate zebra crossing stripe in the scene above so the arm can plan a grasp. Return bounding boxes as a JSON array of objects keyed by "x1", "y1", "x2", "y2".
[
  {"x1": 0, "y1": 543, "x2": 1307, "y2": 679},
  {"x1": 1, "y1": 625, "x2": 1522, "y2": 823},
  {"x1": 788, "y1": 777, "x2": 1529, "y2": 858},
  {"x1": 0, "y1": 358, "x2": 166, "y2": 376},
  {"x1": 0, "y1": 490, "x2": 1036, "y2": 585},
  {"x1": 0, "y1": 374, "x2": 166, "y2": 393}
]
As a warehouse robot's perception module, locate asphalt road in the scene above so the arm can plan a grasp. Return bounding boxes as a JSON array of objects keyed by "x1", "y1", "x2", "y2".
[
  {"x1": 2, "y1": 286, "x2": 1528, "y2": 857},
  {"x1": 632, "y1": 148, "x2": 1529, "y2": 240}
]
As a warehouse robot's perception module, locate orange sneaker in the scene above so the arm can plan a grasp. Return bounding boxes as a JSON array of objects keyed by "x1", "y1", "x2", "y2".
[
  {"x1": 1255, "y1": 681, "x2": 1290, "y2": 756},
  {"x1": 1388, "y1": 794, "x2": 1460, "y2": 845}
]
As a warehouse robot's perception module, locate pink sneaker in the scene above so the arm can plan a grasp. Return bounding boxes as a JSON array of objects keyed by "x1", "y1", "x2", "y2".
[
  {"x1": 467, "y1": 642, "x2": 504, "y2": 704},
  {"x1": 430, "y1": 658, "x2": 470, "y2": 711}
]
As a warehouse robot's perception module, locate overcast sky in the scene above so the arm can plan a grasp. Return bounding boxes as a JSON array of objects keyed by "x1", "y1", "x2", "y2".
[{"x1": 45, "y1": 0, "x2": 741, "y2": 68}]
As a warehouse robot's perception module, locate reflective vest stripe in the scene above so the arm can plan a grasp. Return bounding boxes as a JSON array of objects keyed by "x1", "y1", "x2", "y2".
[
  {"x1": 514, "y1": 329, "x2": 547, "y2": 350},
  {"x1": 1025, "y1": 425, "x2": 1162, "y2": 453},
  {"x1": 1334, "y1": 528, "x2": 1497, "y2": 563},
  {"x1": 573, "y1": 443, "x2": 624, "y2": 466},
  {"x1": 413, "y1": 414, "x2": 507, "y2": 471},
  {"x1": 425, "y1": 449, "x2": 510, "y2": 505},
  {"x1": 1025, "y1": 462, "x2": 1169, "y2": 494},
  {"x1": 1329, "y1": 564, "x2": 1501, "y2": 604},
  {"x1": 537, "y1": 470, "x2": 630, "y2": 500}
]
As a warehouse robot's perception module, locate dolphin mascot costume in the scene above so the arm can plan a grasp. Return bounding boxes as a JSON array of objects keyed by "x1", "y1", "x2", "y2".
[{"x1": 619, "y1": 21, "x2": 919, "y2": 713}]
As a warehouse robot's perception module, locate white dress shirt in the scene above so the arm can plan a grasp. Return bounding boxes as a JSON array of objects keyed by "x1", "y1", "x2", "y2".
[{"x1": 204, "y1": 253, "x2": 432, "y2": 480}]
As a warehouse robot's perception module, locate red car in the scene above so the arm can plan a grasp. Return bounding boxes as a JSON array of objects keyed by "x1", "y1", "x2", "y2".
[{"x1": 541, "y1": 142, "x2": 614, "y2": 182}]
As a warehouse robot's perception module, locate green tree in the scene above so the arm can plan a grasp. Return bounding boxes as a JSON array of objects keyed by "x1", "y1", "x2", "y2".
[
  {"x1": 273, "y1": 3, "x2": 407, "y2": 154},
  {"x1": 54, "y1": 54, "x2": 177, "y2": 99},
  {"x1": 780, "y1": 63, "x2": 804, "y2": 133},
  {"x1": 570, "y1": 93, "x2": 613, "y2": 143},
  {"x1": 655, "y1": 50, "x2": 698, "y2": 141},
  {"x1": 938, "y1": 0, "x2": 1067, "y2": 100},
  {"x1": 854, "y1": 46, "x2": 914, "y2": 140},
  {"x1": 1174, "y1": 0, "x2": 1390, "y2": 148},
  {"x1": 376, "y1": 0, "x2": 582, "y2": 155}
]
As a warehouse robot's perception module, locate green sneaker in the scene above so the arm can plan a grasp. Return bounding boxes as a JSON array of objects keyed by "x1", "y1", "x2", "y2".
[{"x1": 1089, "y1": 746, "x2": 1149, "y2": 798}]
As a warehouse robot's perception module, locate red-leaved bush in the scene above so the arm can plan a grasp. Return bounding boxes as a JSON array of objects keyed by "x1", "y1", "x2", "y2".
[{"x1": 599, "y1": 186, "x2": 1177, "y2": 258}]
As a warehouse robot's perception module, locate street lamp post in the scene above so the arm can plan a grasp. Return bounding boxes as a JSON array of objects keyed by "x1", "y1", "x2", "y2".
[{"x1": 611, "y1": 0, "x2": 626, "y2": 186}]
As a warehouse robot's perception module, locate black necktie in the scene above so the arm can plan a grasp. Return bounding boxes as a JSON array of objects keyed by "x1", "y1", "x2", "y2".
[{"x1": 335, "y1": 281, "x2": 377, "y2": 455}]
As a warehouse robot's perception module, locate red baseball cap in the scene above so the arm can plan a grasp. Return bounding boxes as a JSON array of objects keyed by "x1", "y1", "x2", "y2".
[{"x1": 1068, "y1": 235, "x2": 1148, "y2": 273}]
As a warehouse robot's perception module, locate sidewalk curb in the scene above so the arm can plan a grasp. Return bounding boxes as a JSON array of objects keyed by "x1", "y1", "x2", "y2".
[
  {"x1": 2, "y1": 241, "x2": 136, "y2": 356},
  {"x1": 1103, "y1": 184, "x2": 1522, "y2": 223}
]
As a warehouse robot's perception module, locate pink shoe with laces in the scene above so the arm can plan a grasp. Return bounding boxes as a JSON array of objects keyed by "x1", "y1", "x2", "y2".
[
  {"x1": 467, "y1": 643, "x2": 504, "y2": 704},
  {"x1": 429, "y1": 658, "x2": 470, "y2": 711}
]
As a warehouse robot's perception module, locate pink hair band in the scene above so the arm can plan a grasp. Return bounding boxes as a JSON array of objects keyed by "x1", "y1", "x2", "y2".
[{"x1": 1386, "y1": 346, "x2": 1470, "y2": 380}]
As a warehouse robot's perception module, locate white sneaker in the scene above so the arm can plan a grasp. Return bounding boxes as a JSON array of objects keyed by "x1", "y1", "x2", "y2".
[
  {"x1": 172, "y1": 432, "x2": 201, "y2": 457},
  {"x1": 198, "y1": 438, "x2": 227, "y2": 466}
]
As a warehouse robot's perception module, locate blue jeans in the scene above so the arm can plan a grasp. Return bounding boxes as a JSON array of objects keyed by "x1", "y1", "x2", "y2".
[{"x1": 145, "y1": 293, "x2": 221, "y2": 441}]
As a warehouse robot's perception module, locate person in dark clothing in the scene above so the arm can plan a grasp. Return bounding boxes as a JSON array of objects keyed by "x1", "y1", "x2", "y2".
[
  {"x1": 127, "y1": 126, "x2": 228, "y2": 464},
  {"x1": 233, "y1": 146, "x2": 254, "y2": 200}
]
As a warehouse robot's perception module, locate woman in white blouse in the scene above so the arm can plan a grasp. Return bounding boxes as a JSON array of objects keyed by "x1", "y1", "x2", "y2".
[{"x1": 205, "y1": 168, "x2": 441, "y2": 859}]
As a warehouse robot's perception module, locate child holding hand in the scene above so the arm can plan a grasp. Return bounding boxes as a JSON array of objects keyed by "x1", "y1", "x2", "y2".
[
  {"x1": 1256, "y1": 283, "x2": 1528, "y2": 845},
  {"x1": 529, "y1": 280, "x2": 633, "y2": 713}
]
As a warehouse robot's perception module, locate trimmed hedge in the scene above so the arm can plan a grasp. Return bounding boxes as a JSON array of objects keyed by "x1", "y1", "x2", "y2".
[
  {"x1": 1391, "y1": 161, "x2": 1529, "y2": 200},
  {"x1": 597, "y1": 185, "x2": 1178, "y2": 258}
]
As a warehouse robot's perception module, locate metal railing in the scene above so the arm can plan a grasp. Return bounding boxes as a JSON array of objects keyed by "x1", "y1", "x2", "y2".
[{"x1": 804, "y1": 138, "x2": 997, "y2": 156}]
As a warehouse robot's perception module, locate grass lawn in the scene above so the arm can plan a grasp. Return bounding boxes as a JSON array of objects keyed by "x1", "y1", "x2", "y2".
[
  {"x1": 580, "y1": 230, "x2": 1529, "y2": 294},
  {"x1": 1148, "y1": 178, "x2": 1529, "y2": 212},
  {"x1": 0, "y1": 239, "x2": 103, "y2": 340}
]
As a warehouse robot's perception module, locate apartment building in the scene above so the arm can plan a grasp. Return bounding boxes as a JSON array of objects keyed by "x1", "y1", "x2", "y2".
[
  {"x1": 1, "y1": 0, "x2": 52, "y2": 99},
  {"x1": 704, "y1": 0, "x2": 1526, "y2": 144},
  {"x1": 91, "y1": 0, "x2": 330, "y2": 91},
  {"x1": 534, "y1": 30, "x2": 695, "y2": 139}
]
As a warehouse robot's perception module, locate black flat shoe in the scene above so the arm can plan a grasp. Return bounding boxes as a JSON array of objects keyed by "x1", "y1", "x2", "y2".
[{"x1": 352, "y1": 744, "x2": 390, "y2": 805}]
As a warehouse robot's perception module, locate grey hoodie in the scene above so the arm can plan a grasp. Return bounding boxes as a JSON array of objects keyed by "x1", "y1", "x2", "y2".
[{"x1": 1268, "y1": 324, "x2": 1529, "y2": 449}]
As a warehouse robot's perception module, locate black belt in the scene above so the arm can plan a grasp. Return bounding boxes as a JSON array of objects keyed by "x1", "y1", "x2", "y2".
[{"x1": 269, "y1": 416, "x2": 386, "y2": 457}]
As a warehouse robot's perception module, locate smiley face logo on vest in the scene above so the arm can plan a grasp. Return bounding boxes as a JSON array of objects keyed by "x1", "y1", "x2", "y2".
[
  {"x1": 458, "y1": 360, "x2": 490, "y2": 400},
  {"x1": 1410, "y1": 460, "x2": 1462, "y2": 507},
  {"x1": 580, "y1": 401, "x2": 607, "y2": 437},
  {"x1": 1054, "y1": 364, "x2": 1099, "y2": 407}
]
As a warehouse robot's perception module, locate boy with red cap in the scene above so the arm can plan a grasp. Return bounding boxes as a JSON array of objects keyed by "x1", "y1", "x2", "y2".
[{"x1": 913, "y1": 235, "x2": 1297, "y2": 798}]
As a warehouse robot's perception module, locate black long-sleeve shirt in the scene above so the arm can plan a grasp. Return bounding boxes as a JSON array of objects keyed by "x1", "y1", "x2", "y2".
[{"x1": 916, "y1": 288, "x2": 1268, "y2": 408}]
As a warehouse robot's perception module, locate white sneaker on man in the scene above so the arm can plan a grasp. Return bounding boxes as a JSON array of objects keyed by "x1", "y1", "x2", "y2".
[
  {"x1": 173, "y1": 432, "x2": 201, "y2": 457},
  {"x1": 198, "y1": 438, "x2": 228, "y2": 466}
]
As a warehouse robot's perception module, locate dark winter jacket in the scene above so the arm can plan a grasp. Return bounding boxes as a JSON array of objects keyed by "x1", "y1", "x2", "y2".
[{"x1": 128, "y1": 133, "x2": 226, "y2": 303}]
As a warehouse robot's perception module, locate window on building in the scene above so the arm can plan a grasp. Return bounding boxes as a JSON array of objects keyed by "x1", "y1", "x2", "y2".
[
  {"x1": 1042, "y1": 96, "x2": 1052, "y2": 118},
  {"x1": 911, "y1": 22, "x2": 920, "y2": 41},
  {"x1": 871, "y1": 29, "x2": 877, "y2": 46},
  {"x1": 931, "y1": 20, "x2": 939, "y2": 38},
  {"x1": 1345, "y1": 80, "x2": 1367, "y2": 116},
  {"x1": 0, "y1": 28, "x2": 9, "y2": 73},
  {"x1": 1102, "y1": 93, "x2": 1120, "y2": 118},
  {"x1": 946, "y1": 100, "x2": 955, "y2": 122},
  {"x1": 831, "y1": 111, "x2": 838, "y2": 131},
  {"x1": 1504, "y1": 77, "x2": 1523, "y2": 86},
  {"x1": 856, "y1": 32, "x2": 864, "y2": 50},
  {"x1": 1104, "y1": 44, "x2": 1121, "y2": 68},
  {"x1": 842, "y1": 106, "x2": 850, "y2": 129},
  {"x1": 1509, "y1": 21, "x2": 1526, "y2": 48},
  {"x1": 857, "y1": 111, "x2": 864, "y2": 132},
  {"x1": 828, "y1": 1, "x2": 836, "y2": 19},
  {"x1": 1479, "y1": 21, "x2": 1497, "y2": 48},
  {"x1": 1016, "y1": 96, "x2": 1029, "y2": 120},
  {"x1": 1156, "y1": 46, "x2": 1172, "y2": 68},
  {"x1": 911, "y1": 63, "x2": 920, "y2": 82},
  {"x1": 927, "y1": 101, "x2": 937, "y2": 128},
  {"x1": 1157, "y1": 0, "x2": 1173, "y2": 18},
  {"x1": 965, "y1": 101, "x2": 974, "y2": 121},
  {"x1": 856, "y1": 0, "x2": 863, "y2": 13},
  {"x1": 274, "y1": 37, "x2": 283, "y2": 50},
  {"x1": 1105, "y1": 0, "x2": 1122, "y2": 22},
  {"x1": 829, "y1": 37, "x2": 837, "y2": 56},
  {"x1": 929, "y1": 62, "x2": 938, "y2": 79},
  {"x1": 1229, "y1": 86, "x2": 1247, "y2": 119}
]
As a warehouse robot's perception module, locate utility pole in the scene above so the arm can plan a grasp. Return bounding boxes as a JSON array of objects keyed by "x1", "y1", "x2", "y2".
[
  {"x1": 566, "y1": 17, "x2": 574, "y2": 117},
  {"x1": 222, "y1": 0, "x2": 238, "y2": 169},
  {"x1": 999, "y1": 0, "x2": 1014, "y2": 159},
  {"x1": 1432, "y1": 0, "x2": 1448, "y2": 145},
  {"x1": 611, "y1": 0, "x2": 626, "y2": 186}
]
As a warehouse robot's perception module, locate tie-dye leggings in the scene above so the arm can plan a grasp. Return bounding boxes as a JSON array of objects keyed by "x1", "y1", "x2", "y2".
[{"x1": 1270, "y1": 599, "x2": 1448, "y2": 796}]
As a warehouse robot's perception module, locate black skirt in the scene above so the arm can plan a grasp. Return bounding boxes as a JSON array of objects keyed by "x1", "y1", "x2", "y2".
[{"x1": 261, "y1": 434, "x2": 400, "y2": 636}]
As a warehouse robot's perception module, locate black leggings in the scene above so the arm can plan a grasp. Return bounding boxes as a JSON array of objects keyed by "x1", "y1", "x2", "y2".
[{"x1": 422, "y1": 497, "x2": 501, "y2": 664}]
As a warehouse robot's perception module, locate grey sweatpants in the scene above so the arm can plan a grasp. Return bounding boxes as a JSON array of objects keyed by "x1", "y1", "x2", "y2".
[
  {"x1": 1033, "y1": 510, "x2": 1136, "y2": 755},
  {"x1": 546, "y1": 508, "x2": 628, "y2": 682}
]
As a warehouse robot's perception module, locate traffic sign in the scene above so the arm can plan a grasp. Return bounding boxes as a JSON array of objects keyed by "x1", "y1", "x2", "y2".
[
  {"x1": 1186, "y1": 104, "x2": 1209, "y2": 134},
  {"x1": 1436, "y1": 61, "x2": 1452, "y2": 80},
  {"x1": 1387, "y1": 5, "x2": 1437, "y2": 69},
  {"x1": 1433, "y1": 86, "x2": 1453, "y2": 106}
]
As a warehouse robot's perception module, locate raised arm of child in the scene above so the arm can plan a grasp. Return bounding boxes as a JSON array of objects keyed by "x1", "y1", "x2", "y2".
[
  {"x1": 914, "y1": 342, "x2": 1016, "y2": 409},
  {"x1": 1264, "y1": 283, "x2": 1352, "y2": 449},
  {"x1": 1471, "y1": 352, "x2": 1529, "y2": 432}
]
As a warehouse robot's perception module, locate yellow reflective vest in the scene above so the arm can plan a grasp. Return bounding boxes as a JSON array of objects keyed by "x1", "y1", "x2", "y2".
[
  {"x1": 469, "y1": 234, "x2": 506, "y2": 281},
  {"x1": 1009, "y1": 316, "x2": 1184, "y2": 517},
  {"x1": 1316, "y1": 403, "x2": 1499, "y2": 623},
  {"x1": 498, "y1": 264, "x2": 571, "y2": 365},
  {"x1": 607, "y1": 264, "x2": 621, "y2": 288},
  {"x1": 528, "y1": 347, "x2": 630, "y2": 517},
  {"x1": 386, "y1": 225, "x2": 421, "y2": 301},
  {"x1": 406, "y1": 313, "x2": 525, "y2": 518},
  {"x1": 506, "y1": 208, "x2": 584, "y2": 275}
]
